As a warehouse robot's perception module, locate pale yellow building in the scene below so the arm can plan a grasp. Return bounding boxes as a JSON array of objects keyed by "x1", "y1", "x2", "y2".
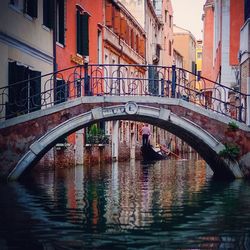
[
  {"x1": 173, "y1": 25, "x2": 196, "y2": 79},
  {"x1": 196, "y1": 40, "x2": 203, "y2": 75},
  {"x1": 0, "y1": 0, "x2": 54, "y2": 120}
]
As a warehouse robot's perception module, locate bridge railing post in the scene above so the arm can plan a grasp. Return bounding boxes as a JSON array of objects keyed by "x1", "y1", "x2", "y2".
[
  {"x1": 84, "y1": 62, "x2": 90, "y2": 96},
  {"x1": 171, "y1": 65, "x2": 176, "y2": 98}
]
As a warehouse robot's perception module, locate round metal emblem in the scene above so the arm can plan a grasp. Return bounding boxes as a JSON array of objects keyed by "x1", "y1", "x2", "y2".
[{"x1": 125, "y1": 102, "x2": 138, "y2": 115}]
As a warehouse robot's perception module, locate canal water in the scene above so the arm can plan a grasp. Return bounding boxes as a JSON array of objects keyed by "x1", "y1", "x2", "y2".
[{"x1": 0, "y1": 159, "x2": 250, "y2": 249}]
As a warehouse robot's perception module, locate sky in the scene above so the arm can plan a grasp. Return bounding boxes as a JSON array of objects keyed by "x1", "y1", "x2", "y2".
[{"x1": 171, "y1": 0, "x2": 206, "y2": 40}]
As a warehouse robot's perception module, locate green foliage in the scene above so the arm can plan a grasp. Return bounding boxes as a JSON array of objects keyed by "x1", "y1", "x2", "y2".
[
  {"x1": 86, "y1": 124, "x2": 109, "y2": 144},
  {"x1": 219, "y1": 143, "x2": 240, "y2": 161},
  {"x1": 228, "y1": 121, "x2": 239, "y2": 131}
]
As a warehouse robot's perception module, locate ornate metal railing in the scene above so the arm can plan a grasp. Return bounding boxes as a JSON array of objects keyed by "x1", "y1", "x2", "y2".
[{"x1": 0, "y1": 63, "x2": 248, "y2": 123}]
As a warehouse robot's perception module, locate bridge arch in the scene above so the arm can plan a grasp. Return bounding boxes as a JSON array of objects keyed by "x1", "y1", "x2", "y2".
[{"x1": 8, "y1": 103, "x2": 240, "y2": 180}]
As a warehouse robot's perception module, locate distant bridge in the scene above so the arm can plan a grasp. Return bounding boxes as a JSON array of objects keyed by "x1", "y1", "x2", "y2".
[{"x1": 0, "y1": 64, "x2": 249, "y2": 180}]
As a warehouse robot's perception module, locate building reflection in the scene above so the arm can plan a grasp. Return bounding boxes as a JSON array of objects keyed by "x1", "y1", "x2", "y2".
[
  {"x1": 39, "y1": 159, "x2": 209, "y2": 229},
  {"x1": 10, "y1": 159, "x2": 250, "y2": 249}
]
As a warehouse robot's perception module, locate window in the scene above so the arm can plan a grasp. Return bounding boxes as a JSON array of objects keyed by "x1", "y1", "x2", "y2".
[
  {"x1": 245, "y1": 0, "x2": 250, "y2": 21},
  {"x1": 76, "y1": 8, "x2": 89, "y2": 56},
  {"x1": 97, "y1": 30, "x2": 102, "y2": 63},
  {"x1": 9, "y1": 0, "x2": 23, "y2": 11},
  {"x1": 7, "y1": 62, "x2": 41, "y2": 119},
  {"x1": 56, "y1": 0, "x2": 65, "y2": 44},
  {"x1": 24, "y1": 0, "x2": 37, "y2": 18},
  {"x1": 43, "y1": 0, "x2": 54, "y2": 29},
  {"x1": 192, "y1": 61, "x2": 196, "y2": 74},
  {"x1": 169, "y1": 15, "x2": 172, "y2": 28},
  {"x1": 169, "y1": 40, "x2": 172, "y2": 56},
  {"x1": 197, "y1": 52, "x2": 202, "y2": 59},
  {"x1": 165, "y1": 10, "x2": 168, "y2": 23},
  {"x1": 152, "y1": 0, "x2": 156, "y2": 8},
  {"x1": 105, "y1": 2, "x2": 112, "y2": 27}
]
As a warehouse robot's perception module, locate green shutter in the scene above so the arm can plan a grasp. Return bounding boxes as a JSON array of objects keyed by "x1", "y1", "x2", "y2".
[
  {"x1": 58, "y1": 0, "x2": 65, "y2": 44},
  {"x1": 7, "y1": 62, "x2": 28, "y2": 118},
  {"x1": 43, "y1": 0, "x2": 54, "y2": 29},
  {"x1": 76, "y1": 10, "x2": 82, "y2": 54},
  {"x1": 81, "y1": 14, "x2": 89, "y2": 56}
]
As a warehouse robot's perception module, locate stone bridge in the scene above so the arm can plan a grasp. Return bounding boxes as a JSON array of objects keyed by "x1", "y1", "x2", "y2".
[{"x1": 0, "y1": 96, "x2": 250, "y2": 181}]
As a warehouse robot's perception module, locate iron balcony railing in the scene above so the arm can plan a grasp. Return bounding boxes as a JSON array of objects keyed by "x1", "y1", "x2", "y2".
[{"x1": 0, "y1": 63, "x2": 248, "y2": 123}]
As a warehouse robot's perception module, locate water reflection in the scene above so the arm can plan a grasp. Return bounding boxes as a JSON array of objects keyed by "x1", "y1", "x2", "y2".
[{"x1": 0, "y1": 159, "x2": 250, "y2": 249}]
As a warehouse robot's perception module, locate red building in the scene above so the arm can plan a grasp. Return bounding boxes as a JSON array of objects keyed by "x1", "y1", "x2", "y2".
[
  {"x1": 54, "y1": 0, "x2": 104, "y2": 160},
  {"x1": 56, "y1": 0, "x2": 103, "y2": 70},
  {"x1": 202, "y1": 0, "x2": 214, "y2": 83}
]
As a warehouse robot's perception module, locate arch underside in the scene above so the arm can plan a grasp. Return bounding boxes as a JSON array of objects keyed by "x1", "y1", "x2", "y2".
[{"x1": 8, "y1": 104, "x2": 235, "y2": 180}]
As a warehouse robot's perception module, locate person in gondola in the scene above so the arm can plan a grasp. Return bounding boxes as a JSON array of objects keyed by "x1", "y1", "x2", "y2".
[{"x1": 141, "y1": 123, "x2": 151, "y2": 146}]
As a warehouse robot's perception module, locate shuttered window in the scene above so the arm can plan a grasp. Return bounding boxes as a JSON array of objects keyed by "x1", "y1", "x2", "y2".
[
  {"x1": 77, "y1": 9, "x2": 89, "y2": 56},
  {"x1": 245, "y1": 0, "x2": 250, "y2": 21},
  {"x1": 105, "y1": 3, "x2": 112, "y2": 27},
  {"x1": 24, "y1": 0, "x2": 37, "y2": 18},
  {"x1": 7, "y1": 62, "x2": 41, "y2": 119},
  {"x1": 139, "y1": 37, "x2": 145, "y2": 57},
  {"x1": 136, "y1": 34, "x2": 139, "y2": 53},
  {"x1": 126, "y1": 25, "x2": 130, "y2": 44},
  {"x1": 43, "y1": 0, "x2": 54, "y2": 29},
  {"x1": 130, "y1": 29, "x2": 134, "y2": 48},
  {"x1": 56, "y1": 0, "x2": 65, "y2": 45},
  {"x1": 169, "y1": 40, "x2": 172, "y2": 56},
  {"x1": 120, "y1": 17, "x2": 127, "y2": 39},
  {"x1": 114, "y1": 8, "x2": 120, "y2": 34}
]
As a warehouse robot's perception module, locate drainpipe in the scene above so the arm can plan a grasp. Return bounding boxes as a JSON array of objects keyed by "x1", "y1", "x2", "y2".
[
  {"x1": 53, "y1": 0, "x2": 57, "y2": 75},
  {"x1": 118, "y1": 36, "x2": 123, "y2": 65}
]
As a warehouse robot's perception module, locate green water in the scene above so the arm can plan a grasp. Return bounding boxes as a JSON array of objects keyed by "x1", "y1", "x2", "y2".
[{"x1": 0, "y1": 159, "x2": 250, "y2": 249}]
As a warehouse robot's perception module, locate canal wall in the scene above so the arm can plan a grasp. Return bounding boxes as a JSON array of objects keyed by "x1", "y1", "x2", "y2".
[{"x1": 35, "y1": 141, "x2": 143, "y2": 171}]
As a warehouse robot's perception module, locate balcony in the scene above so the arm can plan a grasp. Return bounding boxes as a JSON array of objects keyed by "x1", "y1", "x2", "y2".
[{"x1": 104, "y1": 26, "x2": 145, "y2": 64}]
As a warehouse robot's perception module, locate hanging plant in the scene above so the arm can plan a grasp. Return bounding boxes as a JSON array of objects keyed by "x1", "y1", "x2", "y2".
[
  {"x1": 228, "y1": 121, "x2": 239, "y2": 131},
  {"x1": 219, "y1": 143, "x2": 240, "y2": 161}
]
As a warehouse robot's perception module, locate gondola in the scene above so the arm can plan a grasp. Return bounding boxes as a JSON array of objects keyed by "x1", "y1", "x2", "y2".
[{"x1": 141, "y1": 144, "x2": 168, "y2": 161}]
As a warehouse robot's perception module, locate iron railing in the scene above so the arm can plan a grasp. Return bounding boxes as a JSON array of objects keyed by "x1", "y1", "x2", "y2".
[{"x1": 0, "y1": 63, "x2": 248, "y2": 122}]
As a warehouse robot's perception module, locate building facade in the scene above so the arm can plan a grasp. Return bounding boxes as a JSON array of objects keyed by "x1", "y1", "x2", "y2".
[
  {"x1": 202, "y1": 0, "x2": 245, "y2": 87},
  {"x1": 239, "y1": 0, "x2": 250, "y2": 125},
  {"x1": 173, "y1": 25, "x2": 196, "y2": 77},
  {"x1": 196, "y1": 40, "x2": 203, "y2": 76},
  {"x1": 104, "y1": 0, "x2": 147, "y2": 161},
  {"x1": 53, "y1": 0, "x2": 104, "y2": 164},
  {"x1": 0, "y1": 0, "x2": 54, "y2": 120},
  {"x1": 201, "y1": 0, "x2": 214, "y2": 83},
  {"x1": 119, "y1": 0, "x2": 174, "y2": 66},
  {"x1": 201, "y1": 0, "x2": 246, "y2": 121}
]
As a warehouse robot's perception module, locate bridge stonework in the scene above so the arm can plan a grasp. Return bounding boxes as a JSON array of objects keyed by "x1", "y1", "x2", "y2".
[{"x1": 0, "y1": 96, "x2": 250, "y2": 181}]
